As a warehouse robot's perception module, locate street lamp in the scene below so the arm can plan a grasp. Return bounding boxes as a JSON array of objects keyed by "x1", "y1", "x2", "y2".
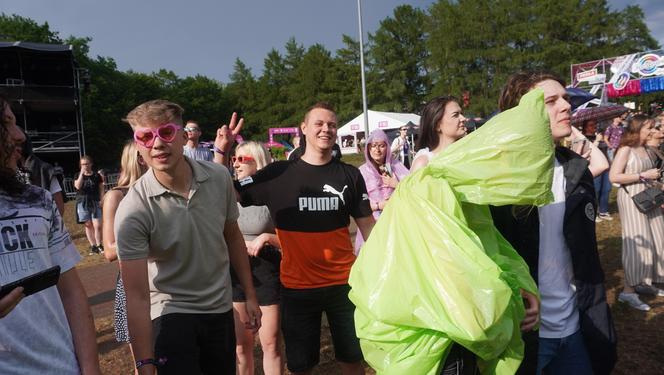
[{"x1": 357, "y1": 0, "x2": 369, "y2": 139}]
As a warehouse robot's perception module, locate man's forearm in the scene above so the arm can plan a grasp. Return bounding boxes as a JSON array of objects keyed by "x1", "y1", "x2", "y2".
[
  {"x1": 126, "y1": 293, "x2": 155, "y2": 375},
  {"x1": 57, "y1": 269, "x2": 101, "y2": 375},
  {"x1": 53, "y1": 191, "x2": 65, "y2": 216},
  {"x1": 120, "y1": 259, "x2": 156, "y2": 375}
]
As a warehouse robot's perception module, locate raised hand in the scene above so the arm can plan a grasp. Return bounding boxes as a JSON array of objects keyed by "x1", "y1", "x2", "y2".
[{"x1": 214, "y1": 112, "x2": 244, "y2": 155}]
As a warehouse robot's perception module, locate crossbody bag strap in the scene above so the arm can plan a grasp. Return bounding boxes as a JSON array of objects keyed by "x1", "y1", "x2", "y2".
[{"x1": 646, "y1": 146, "x2": 664, "y2": 168}]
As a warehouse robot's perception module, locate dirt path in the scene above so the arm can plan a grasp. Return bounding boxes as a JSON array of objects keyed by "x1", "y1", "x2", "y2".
[{"x1": 68, "y1": 201, "x2": 663, "y2": 374}]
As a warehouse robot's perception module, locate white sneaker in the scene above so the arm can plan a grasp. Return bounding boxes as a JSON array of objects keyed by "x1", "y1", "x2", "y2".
[
  {"x1": 635, "y1": 284, "x2": 664, "y2": 297},
  {"x1": 618, "y1": 292, "x2": 651, "y2": 311},
  {"x1": 595, "y1": 216, "x2": 603, "y2": 223},
  {"x1": 598, "y1": 213, "x2": 613, "y2": 221},
  {"x1": 612, "y1": 183, "x2": 620, "y2": 188}
]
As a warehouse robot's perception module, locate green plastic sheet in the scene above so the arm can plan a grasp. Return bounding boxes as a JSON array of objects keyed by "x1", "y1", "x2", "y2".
[{"x1": 348, "y1": 88, "x2": 554, "y2": 375}]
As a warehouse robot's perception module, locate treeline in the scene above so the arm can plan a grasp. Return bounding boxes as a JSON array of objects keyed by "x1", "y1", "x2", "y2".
[{"x1": 0, "y1": 0, "x2": 660, "y2": 166}]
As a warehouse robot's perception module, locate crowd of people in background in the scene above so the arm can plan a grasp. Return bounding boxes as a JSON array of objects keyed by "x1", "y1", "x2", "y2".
[{"x1": 1, "y1": 68, "x2": 664, "y2": 375}]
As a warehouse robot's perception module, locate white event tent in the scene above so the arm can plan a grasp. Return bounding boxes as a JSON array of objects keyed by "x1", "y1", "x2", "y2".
[{"x1": 337, "y1": 110, "x2": 420, "y2": 154}]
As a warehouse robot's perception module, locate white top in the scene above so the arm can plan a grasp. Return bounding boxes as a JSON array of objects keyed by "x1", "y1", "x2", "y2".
[
  {"x1": 49, "y1": 176, "x2": 62, "y2": 194},
  {"x1": 414, "y1": 148, "x2": 432, "y2": 163},
  {"x1": 537, "y1": 159, "x2": 580, "y2": 338},
  {"x1": 0, "y1": 186, "x2": 81, "y2": 374}
]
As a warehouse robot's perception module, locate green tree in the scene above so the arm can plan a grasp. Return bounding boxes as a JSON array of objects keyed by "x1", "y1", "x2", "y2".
[
  {"x1": 426, "y1": 0, "x2": 660, "y2": 116},
  {"x1": 0, "y1": 13, "x2": 61, "y2": 43},
  {"x1": 369, "y1": 5, "x2": 430, "y2": 112},
  {"x1": 227, "y1": 58, "x2": 259, "y2": 137},
  {"x1": 332, "y1": 35, "x2": 363, "y2": 122}
]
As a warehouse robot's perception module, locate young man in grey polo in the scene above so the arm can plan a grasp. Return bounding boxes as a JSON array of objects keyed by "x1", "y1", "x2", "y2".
[{"x1": 115, "y1": 100, "x2": 260, "y2": 375}]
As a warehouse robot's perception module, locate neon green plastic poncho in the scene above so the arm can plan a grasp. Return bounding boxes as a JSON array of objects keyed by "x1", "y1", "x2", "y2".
[{"x1": 348, "y1": 88, "x2": 554, "y2": 375}]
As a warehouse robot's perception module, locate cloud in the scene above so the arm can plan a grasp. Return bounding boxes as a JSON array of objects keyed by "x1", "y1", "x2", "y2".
[{"x1": 645, "y1": 9, "x2": 664, "y2": 46}]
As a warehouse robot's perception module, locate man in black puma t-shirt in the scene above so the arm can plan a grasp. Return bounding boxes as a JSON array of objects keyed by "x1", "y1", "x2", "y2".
[{"x1": 223, "y1": 102, "x2": 375, "y2": 374}]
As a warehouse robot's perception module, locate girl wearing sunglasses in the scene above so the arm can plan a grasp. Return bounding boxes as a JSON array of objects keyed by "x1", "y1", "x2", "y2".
[{"x1": 231, "y1": 141, "x2": 283, "y2": 374}]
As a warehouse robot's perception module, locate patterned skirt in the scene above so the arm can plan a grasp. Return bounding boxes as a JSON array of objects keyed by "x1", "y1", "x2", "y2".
[{"x1": 114, "y1": 272, "x2": 130, "y2": 343}]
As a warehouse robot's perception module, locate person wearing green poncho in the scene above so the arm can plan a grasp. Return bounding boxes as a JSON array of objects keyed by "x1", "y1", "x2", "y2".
[
  {"x1": 409, "y1": 95, "x2": 540, "y2": 374},
  {"x1": 348, "y1": 82, "x2": 556, "y2": 374}
]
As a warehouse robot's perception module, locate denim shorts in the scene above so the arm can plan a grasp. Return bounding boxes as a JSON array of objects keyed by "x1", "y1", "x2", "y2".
[{"x1": 76, "y1": 201, "x2": 101, "y2": 222}]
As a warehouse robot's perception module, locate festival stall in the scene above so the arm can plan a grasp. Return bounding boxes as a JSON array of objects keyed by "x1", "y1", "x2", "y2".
[
  {"x1": 571, "y1": 49, "x2": 664, "y2": 102},
  {"x1": 337, "y1": 110, "x2": 420, "y2": 154}
]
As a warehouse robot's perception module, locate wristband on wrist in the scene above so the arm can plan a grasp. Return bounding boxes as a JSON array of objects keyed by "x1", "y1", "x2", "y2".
[
  {"x1": 213, "y1": 146, "x2": 225, "y2": 155},
  {"x1": 136, "y1": 357, "x2": 167, "y2": 369}
]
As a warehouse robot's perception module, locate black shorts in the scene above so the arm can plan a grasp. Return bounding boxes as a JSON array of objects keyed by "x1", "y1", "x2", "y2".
[
  {"x1": 231, "y1": 246, "x2": 281, "y2": 305},
  {"x1": 152, "y1": 311, "x2": 236, "y2": 375},
  {"x1": 280, "y1": 284, "x2": 363, "y2": 372}
]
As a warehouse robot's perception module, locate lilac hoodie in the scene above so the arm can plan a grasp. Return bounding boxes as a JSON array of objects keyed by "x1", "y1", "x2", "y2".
[{"x1": 355, "y1": 129, "x2": 409, "y2": 251}]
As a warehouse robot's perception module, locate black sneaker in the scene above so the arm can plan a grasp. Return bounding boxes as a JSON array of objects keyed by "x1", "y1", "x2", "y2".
[
  {"x1": 97, "y1": 244, "x2": 104, "y2": 253},
  {"x1": 89, "y1": 245, "x2": 98, "y2": 255}
]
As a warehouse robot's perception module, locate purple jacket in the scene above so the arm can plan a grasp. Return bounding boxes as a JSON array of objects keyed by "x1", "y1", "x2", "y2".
[
  {"x1": 604, "y1": 125, "x2": 624, "y2": 149},
  {"x1": 355, "y1": 129, "x2": 409, "y2": 251}
]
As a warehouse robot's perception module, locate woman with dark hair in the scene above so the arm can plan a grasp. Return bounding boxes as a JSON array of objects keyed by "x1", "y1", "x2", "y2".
[
  {"x1": 0, "y1": 96, "x2": 101, "y2": 373},
  {"x1": 411, "y1": 96, "x2": 467, "y2": 172},
  {"x1": 491, "y1": 71, "x2": 615, "y2": 374},
  {"x1": 0, "y1": 97, "x2": 26, "y2": 316},
  {"x1": 609, "y1": 115, "x2": 664, "y2": 311},
  {"x1": 74, "y1": 154, "x2": 105, "y2": 255}
]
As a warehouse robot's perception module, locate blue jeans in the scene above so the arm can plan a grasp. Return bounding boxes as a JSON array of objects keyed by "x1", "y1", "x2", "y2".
[
  {"x1": 538, "y1": 330, "x2": 592, "y2": 375},
  {"x1": 593, "y1": 171, "x2": 611, "y2": 214}
]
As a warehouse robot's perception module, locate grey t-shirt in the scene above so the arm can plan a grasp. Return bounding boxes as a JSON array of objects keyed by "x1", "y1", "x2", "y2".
[
  {"x1": 183, "y1": 145, "x2": 213, "y2": 162},
  {"x1": 115, "y1": 158, "x2": 240, "y2": 319},
  {"x1": 237, "y1": 204, "x2": 275, "y2": 241},
  {"x1": 0, "y1": 186, "x2": 81, "y2": 374}
]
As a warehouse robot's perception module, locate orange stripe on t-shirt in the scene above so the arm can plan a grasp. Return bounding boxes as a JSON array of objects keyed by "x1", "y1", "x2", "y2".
[{"x1": 276, "y1": 227, "x2": 356, "y2": 289}]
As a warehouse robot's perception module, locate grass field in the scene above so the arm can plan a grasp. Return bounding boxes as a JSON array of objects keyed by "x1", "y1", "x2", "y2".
[{"x1": 64, "y1": 173, "x2": 664, "y2": 374}]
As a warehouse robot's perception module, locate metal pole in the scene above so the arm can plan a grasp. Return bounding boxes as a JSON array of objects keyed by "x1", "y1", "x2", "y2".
[
  {"x1": 357, "y1": 0, "x2": 369, "y2": 139},
  {"x1": 75, "y1": 67, "x2": 87, "y2": 157}
]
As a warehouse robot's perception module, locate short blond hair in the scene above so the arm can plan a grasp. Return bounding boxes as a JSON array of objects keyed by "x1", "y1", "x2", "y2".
[
  {"x1": 124, "y1": 99, "x2": 184, "y2": 128},
  {"x1": 236, "y1": 141, "x2": 271, "y2": 170}
]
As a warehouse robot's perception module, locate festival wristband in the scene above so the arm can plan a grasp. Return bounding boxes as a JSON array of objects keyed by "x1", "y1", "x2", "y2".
[
  {"x1": 213, "y1": 146, "x2": 225, "y2": 155},
  {"x1": 135, "y1": 358, "x2": 167, "y2": 369}
]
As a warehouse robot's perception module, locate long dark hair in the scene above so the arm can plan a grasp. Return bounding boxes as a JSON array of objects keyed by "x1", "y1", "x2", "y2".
[
  {"x1": 0, "y1": 95, "x2": 26, "y2": 195},
  {"x1": 416, "y1": 96, "x2": 459, "y2": 151}
]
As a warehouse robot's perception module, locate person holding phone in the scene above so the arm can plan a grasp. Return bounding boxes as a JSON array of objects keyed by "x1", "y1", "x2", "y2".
[
  {"x1": 0, "y1": 96, "x2": 101, "y2": 373},
  {"x1": 74, "y1": 155, "x2": 104, "y2": 255},
  {"x1": 355, "y1": 129, "x2": 409, "y2": 252}
]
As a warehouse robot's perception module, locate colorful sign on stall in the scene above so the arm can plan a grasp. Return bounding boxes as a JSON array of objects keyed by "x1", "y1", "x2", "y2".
[{"x1": 571, "y1": 49, "x2": 664, "y2": 98}]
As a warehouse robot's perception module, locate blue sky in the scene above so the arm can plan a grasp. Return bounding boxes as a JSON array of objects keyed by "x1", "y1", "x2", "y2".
[{"x1": 1, "y1": 0, "x2": 661, "y2": 82}]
